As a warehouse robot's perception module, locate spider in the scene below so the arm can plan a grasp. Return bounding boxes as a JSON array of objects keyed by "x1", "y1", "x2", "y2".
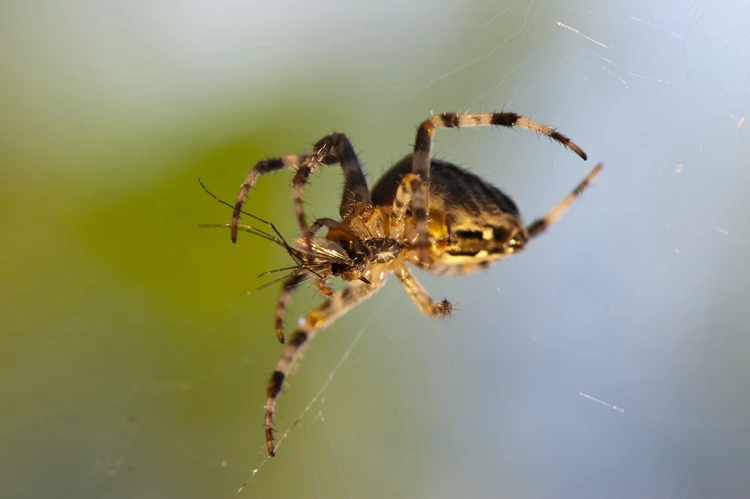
[{"x1": 218, "y1": 112, "x2": 602, "y2": 456}]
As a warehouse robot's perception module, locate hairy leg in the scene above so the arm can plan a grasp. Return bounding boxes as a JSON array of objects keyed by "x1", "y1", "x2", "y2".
[
  {"x1": 410, "y1": 112, "x2": 588, "y2": 260},
  {"x1": 392, "y1": 260, "x2": 453, "y2": 317},
  {"x1": 231, "y1": 133, "x2": 370, "y2": 242},
  {"x1": 526, "y1": 163, "x2": 602, "y2": 238},
  {"x1": 263, "y1": 268, "x2": 387, "y2": 456}
]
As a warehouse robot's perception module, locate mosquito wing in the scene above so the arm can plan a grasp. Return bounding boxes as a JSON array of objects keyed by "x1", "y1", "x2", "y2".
[{"x1": 293, "y1": 236, "x2": 352, "y2": 266}]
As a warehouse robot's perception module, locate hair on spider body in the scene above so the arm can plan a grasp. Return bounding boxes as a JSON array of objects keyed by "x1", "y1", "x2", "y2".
[
  {"x1": 213, "y1": 111, "x2": 602, "y2": 456},
  {"x1": 371, "y1": 155, "x2": 534, "y2": 273}
]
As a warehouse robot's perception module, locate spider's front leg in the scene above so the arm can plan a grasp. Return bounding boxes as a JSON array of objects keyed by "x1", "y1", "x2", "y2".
[
  {"x1": 264, "y1": 269, "x2": 387, "y2": 456},
  {"x1": 231, "y1": 133, "x2": 371, "y2": 242},
  {"x1": 291, "y1": 145, "x2": 331, "y2": 233},
  {"x1": 273, "y1": 218, "x2": 352, "y2": 344}
]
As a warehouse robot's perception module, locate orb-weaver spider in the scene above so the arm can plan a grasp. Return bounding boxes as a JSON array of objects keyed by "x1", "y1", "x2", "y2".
[{"x1": 212, "y1": 112, "x2": 602, "y2": 456}]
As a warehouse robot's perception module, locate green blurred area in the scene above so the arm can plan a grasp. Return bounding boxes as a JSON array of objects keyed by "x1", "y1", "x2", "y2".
[
  {"x1": 0, "y1": 25, "x2": 453, "y2": 486},
  {"x1": 0, "y1": 76, "x2": 389, "y2": 494}
]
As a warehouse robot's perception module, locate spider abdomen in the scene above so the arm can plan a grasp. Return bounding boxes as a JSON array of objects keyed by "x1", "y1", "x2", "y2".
[
  {"x1": 371, "y1": 155, "x2": 521, "y2": 217},
  {"x1": 372, "y1": 155, "x2": 528, "y2": 274}
]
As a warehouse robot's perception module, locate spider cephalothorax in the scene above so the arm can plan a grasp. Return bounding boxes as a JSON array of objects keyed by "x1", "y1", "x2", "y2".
[{"x1": 218, "y1": 112, "x2": 602, "y2": 456}]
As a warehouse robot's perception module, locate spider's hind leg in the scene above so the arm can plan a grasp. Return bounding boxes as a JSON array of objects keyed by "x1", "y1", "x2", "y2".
[
  {"x1": 526, "y1": 163, "x2": 603, "y2": 238},
  {"x1": 409, "y1": 112, "x2": 589, "y2": 259}
]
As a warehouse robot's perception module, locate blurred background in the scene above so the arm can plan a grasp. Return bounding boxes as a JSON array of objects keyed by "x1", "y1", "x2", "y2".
[{"x1": 3, "y1": 1, "x2": 750, "y2": 498}]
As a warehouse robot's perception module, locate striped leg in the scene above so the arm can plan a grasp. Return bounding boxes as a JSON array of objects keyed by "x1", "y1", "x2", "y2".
[
  {"x1": 317, "y1": 133, "x2": 371, "y2": 221},
  {"x1": 389, "y1": 173, "x2": 421, "y2": 240},
  {"x1": 264, "y1": 271, "x2": 387, "y2": 456},
  {"x1": 231, "y1": 133, "x2": 370, "y2": 242},
  {"x1": 291, "y1": 144, "x2": 331, "y2": 232},
  {"x1": 410, "y1": 112, "x2": 589, "y2": 256},
  {"x1": 393, "y1": 260, "x2": 453, "y2": 317},
  {"x1": 274, "y1": 271, "x2": 313, "y2": 344},
  {"x1": 526, "y1": 163, "x2": 602, "y2": 238}
]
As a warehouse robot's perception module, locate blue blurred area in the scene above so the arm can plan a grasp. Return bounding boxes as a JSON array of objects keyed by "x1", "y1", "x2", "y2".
[{"x1": 2, "y1": 1, "x2": 750, "y2": 498}]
